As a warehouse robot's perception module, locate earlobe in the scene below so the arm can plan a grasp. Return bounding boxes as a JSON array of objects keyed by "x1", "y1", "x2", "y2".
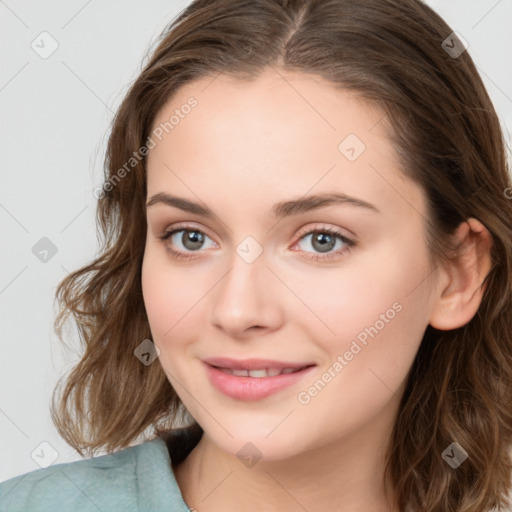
[{"x1": 429, "y1": 218, "x2": 493, "y2": 331}]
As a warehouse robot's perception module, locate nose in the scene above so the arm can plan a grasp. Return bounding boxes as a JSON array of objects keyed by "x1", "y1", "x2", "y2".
[{"x1": 209, "y1": 249, "x2": 284, "y2": 339}]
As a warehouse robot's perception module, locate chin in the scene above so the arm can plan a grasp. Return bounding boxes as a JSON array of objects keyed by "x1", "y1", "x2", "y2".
[{"x1": 199, "y1": 419, "x2": 314, "y2": 463}]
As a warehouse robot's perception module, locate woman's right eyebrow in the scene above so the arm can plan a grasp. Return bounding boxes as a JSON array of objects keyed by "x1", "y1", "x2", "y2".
[{"x1": 146, "y1": 191, "x2": 381, "y2": 218}]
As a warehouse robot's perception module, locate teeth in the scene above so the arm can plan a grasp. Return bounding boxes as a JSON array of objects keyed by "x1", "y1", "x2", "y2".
[
  {"x1": 248, "y1": 369, "x2": 267, "y2": 378},
  {"x1": 232, "y1": 369, "x2": 249, "y2": 376},
  {"x1": 219, "y1": 367, "x2": 302, "y2": 378}
]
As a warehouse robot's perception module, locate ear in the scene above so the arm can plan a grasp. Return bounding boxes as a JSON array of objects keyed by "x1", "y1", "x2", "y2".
[{"x1": 429, "y1": 217, "x2": 493, "y2": 330}]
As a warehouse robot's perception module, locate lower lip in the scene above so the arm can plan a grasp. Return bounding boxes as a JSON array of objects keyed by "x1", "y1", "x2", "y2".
[{"x1": 204, "y1": 363, "x2": 316, "y2": 401}]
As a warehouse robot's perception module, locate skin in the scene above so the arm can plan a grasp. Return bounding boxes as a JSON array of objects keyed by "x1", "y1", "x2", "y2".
[{"x1": 141, "y1": 68, "x2": 492, "y2": 512}]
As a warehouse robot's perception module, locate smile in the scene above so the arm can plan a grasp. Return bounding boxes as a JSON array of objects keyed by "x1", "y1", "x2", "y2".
[{"x1": 202, "y1": 358, "x2": 316, "y2": 401}]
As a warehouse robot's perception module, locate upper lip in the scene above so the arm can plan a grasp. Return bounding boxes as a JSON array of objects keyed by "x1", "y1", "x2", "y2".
[{"x1": 203, "y1": 357, "x2": 316, "y2": 371}]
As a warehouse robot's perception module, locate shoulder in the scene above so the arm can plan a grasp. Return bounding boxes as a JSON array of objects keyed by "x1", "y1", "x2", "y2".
[{"x1": 0, "y1": 437, "x2": 190, "y2": 512}]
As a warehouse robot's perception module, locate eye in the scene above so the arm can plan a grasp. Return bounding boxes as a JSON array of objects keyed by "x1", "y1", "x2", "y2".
[
  {"x1": 158, "y1": 223, "x2": 355, "y2": 262},
  {"x1": 291, "y1": 225, "x2": 355, "y2": 261},
  {"x1": 158, "y1": 224, "x2": 216, "y2": 260}
]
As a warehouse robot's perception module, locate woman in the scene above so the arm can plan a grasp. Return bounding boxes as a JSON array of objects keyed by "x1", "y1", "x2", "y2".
[{"x1": 1, "y1": 0, "x2": 511, "y2": 511}]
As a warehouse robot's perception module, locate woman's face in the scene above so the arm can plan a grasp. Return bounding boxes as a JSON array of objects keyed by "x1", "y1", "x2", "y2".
[{"x1": 142, "y1": 68, "x2": 441, "y2": 461}]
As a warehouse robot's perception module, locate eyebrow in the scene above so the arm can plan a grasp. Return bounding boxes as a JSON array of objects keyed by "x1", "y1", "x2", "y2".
[{"x1": 146, "y1": 192, "x2": 381, "y2": 218}]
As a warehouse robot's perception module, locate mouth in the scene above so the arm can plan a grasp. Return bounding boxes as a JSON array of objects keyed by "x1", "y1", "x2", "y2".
[{"x1": 202, "y1": 357, "x2": 316, "y2": 400}]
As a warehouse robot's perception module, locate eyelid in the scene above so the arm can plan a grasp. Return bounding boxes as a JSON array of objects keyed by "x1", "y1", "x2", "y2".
[
  {"x1": 161, "y1": 221, "x2": 218, "y2": 244},
  {"x1": 293, "y1": 223, "x2": 353, "y2": 242}
]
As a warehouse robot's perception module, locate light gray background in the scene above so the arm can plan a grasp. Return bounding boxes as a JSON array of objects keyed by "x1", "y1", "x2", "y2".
[{"x1": 1, "y1": 0, "x2": 511, "y2": 482}]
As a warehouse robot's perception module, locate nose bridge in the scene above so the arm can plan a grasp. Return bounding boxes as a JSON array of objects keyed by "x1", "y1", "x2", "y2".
[
  {"x1": 216, "y1": 246, "x2": 267, "y2": 313},
  {"x1": 210, "y1": 239, "x2": 281, "y2": 334}
]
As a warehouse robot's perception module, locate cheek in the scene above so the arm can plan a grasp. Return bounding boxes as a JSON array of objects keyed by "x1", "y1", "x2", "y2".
[
  {"x1": 291, "y1": 239, "x2": 432, "y2": 384},
  {"x1": 141, "y1": 247, "x2": 203, "y2": 346},
  {"x1": 291, "y1": 243, "x2": 432, "y2": 424},
  {"x1": 294, "y1": 243, "x2": 430, "y2": 352}
]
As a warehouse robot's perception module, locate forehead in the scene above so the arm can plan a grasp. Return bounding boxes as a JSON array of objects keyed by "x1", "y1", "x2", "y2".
[
  {"x1": 146, "y1": 69, "x2": 426, "y2": 222},
  {"x1": 151, "y1": 68, "x2": 382, "y2": 144}
]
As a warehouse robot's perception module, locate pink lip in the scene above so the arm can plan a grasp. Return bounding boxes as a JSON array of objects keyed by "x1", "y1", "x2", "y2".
[{"x1": 203, "y1": 358, "x2": 316, "y2": 401}]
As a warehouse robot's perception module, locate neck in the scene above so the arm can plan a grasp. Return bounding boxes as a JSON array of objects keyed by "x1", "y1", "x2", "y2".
[{"x1": 174, "y1": 408, "x2": 400, "y2": 512}]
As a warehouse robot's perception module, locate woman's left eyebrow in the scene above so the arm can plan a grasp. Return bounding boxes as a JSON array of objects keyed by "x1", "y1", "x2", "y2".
[{"x1": 146, "y1": 192, "x2": 381, "y2": 218}]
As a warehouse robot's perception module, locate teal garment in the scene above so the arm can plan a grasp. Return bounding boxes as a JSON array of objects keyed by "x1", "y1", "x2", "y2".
[{"x1": 0, "y1": 437, "x2": 192, "y2": 512}]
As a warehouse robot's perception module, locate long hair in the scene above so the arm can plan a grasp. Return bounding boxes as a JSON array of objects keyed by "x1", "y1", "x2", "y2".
[{"x1": 51, "y1": 1, "x2": 512, "y2": 510}]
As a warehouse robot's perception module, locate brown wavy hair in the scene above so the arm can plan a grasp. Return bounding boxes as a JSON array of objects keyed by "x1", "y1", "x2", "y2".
[{"x1": 50, "y1": 0, "x2": 512, "y2": 510}]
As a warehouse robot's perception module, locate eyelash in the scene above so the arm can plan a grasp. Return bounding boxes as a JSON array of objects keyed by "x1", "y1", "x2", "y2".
[{"x1": 157, "y1": 222, "x2": 356, "y2": 262}]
